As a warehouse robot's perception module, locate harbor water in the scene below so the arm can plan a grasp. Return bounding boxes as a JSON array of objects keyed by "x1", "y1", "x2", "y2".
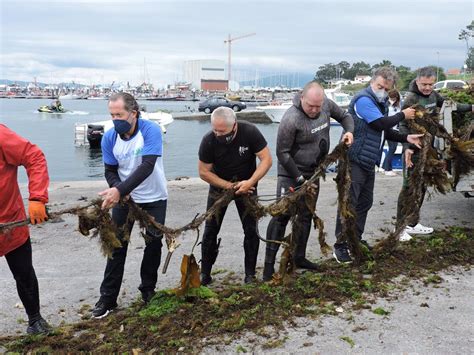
[{"x1": 0, "y1": 99, "x2": 343, "y2": 182}]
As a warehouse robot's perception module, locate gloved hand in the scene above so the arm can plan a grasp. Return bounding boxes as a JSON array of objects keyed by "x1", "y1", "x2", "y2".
[
  {"x1": 28, "y1": 201, "x2": 48, "y2": 225},
  {"x1": 295, "y1": 175, "x2": 306, "y2": 187}
]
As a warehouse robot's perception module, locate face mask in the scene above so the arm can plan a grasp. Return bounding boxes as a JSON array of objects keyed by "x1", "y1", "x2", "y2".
[
  {"x1": 215, "y1": 123, "x2": 236, "y2": 145},
  {"x1": 113, "y1": 118, "x2": 132, "y2": 135},
  {"x1": 374, "y1": 89, "x2": 387, "y2": 102}
]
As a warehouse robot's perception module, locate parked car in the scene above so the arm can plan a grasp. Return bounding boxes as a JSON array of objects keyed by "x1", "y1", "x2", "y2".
[
  {"x1": 198, "y1": 97, "x2": 246, "y2": 114},
  {"x1": 434, "y1": 80, "x2": 468, "y2": 91}
]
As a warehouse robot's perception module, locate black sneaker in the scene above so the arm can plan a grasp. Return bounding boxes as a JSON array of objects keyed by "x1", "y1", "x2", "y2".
[
  {"x1": 294, "y1": 257, "x2": 319, "y2": 270},
  {"x1": 244, "y1": 274, "x2": 256, "y2": 284},
  {"x1": 92, "y1": 300, "x2": 117, "y2": 319},
  {"x1": 142, "y1": 290, "x2": 156, "y2": 305},
  {"x1": 27, "y1": 317, "x2": 52, "y2": 335},
  {"x1": 200, "y1": 273, "x2": 213, "y2": 286},
  {"x1": 333, "y1": 245, "x2": 352, "y2": 264},
  {"x1": 360, "y1": 239, "x2": 373, "y2": 251},
  {"x1": 262, "y1": 262, "x2": 275, "y2": 282}
]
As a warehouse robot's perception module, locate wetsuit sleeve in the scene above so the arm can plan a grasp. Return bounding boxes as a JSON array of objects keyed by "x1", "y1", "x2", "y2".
[
  {"x1": 115, "y1": 155, "x2": 158, "y2": 196},
  {"x1": 401, "y1": 93, "x2": 418, "y2": 110},
  {"x1": 328, "y1": 100, "x2": 354, "y2": 133},
  {"x1": 276, "y1": 116, "x2": 301, "y2": 178}
]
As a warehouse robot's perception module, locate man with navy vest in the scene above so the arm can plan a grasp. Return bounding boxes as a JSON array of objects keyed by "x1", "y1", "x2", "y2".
[
  {"x1": 333, "y1": 67, "x2": 423, "y2": 263},
  {"x1": 92, "y1": 92, "x2": 168, "y2": 318},
  {"x1": 263, "y1": 81, "x2": 354, "y2": 281}
]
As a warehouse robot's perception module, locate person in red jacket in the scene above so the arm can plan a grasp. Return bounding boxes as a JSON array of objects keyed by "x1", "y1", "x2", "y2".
[{"x1": 0, "y1": 124, "x2": 51, "y2": 334}]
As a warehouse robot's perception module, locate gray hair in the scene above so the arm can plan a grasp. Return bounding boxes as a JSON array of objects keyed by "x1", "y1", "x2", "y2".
[
  {"x1": 211, "y1": 106, "x2": 236, "y2": 126},
  {"x1": 371, "y1": 67, "x2": 399, "y2": 84},
  {"x1": 302, "y1": 80, "x2": 323, "y2": 97},
  {"x1": 109, "y1": 92, "x2": 139, "y2": 113},
  {"x1": 416, "y1": 66, "x2": 437, "y2": 79}
]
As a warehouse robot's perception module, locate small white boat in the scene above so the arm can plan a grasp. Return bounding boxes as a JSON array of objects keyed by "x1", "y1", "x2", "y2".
[
  {"x1": 324, "y1": 87, "x2": 352, "y2": 108},
  {"x1": 87, "y1": 95, "x2": 108, "y2": 100},
  {"x1": 255, "y1": 102, "x2": 292, "y2": 123},
  {"x1": 59, "y1": 94, "x2": 81, "y2": 100},
  {"x1": 74, "y1": 111, "x2": 174, "y2": 148}
]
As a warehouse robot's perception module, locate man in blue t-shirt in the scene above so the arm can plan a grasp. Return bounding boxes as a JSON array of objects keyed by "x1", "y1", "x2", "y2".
[
  {"x1": 333, "y1": 67, "x2": 422, "y2": 264},
  {"x1": 92, "y1": 92, "x2": 168, "y2": 318}
]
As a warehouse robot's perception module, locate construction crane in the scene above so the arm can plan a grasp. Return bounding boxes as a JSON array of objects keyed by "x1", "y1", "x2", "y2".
[{"x1": 224, "y1": 33, "x2": 256, "y2": 85}]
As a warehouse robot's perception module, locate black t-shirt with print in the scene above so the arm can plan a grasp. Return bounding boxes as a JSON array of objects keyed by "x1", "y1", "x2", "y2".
[{"x1": 198, "y1": 121, "x2": 267, "y2": 181}]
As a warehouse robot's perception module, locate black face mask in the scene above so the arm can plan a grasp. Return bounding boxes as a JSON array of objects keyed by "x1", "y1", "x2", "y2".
[{"x1": 215, "y1": 123, "x2": 236, "y2": 145}]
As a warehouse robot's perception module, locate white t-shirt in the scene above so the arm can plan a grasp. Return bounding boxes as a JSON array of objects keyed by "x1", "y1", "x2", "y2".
[{"x1": 102, "y1": 119, "x2": 167, "y2": 203}]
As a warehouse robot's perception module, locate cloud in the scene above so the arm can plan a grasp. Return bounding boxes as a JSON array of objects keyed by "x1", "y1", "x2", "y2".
[{"x1": 1, "y1": 0, "x2": 472, "y2": 85}]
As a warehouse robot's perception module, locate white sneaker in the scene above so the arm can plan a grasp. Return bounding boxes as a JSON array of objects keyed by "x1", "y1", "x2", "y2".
[
  {"x1": 384, "y1": 171, "x2": 397, "y2": 176},
  {"x1": 399, "y1": 230, "x2": 413, "y2": 242},
  {"x1": 405, "y1": 223, "x2": 434, "y2": 235},
  {"x1": 378, "y1": 167, "x2": 385, "y2": 173}
]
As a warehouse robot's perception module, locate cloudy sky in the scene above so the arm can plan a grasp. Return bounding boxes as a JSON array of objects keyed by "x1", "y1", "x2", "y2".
[{"x1": 1, "y1": 0, "x2": 472, "y2": 86}]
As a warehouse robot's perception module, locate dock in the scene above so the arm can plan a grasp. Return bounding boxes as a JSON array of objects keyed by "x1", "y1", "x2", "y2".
[{"x1": 172, "y1": 109, "x2": 273, "y2": 124}]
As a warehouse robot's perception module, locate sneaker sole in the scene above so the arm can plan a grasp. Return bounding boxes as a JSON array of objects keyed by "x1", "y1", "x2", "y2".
[
  {"x1": 332, "y1": 251, "x2": 352, "y2": 264},
  {"x1": 405, "y1": 230, "x2": 433, "y2": 235},
  {"x1": 93, "y1": 309, "x2": 114, "y2": 319}
]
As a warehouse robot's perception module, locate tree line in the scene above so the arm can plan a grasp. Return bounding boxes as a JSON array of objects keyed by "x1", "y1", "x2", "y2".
[{"x1": 314, "y1": 60, "x2": 446, "y2": 91}]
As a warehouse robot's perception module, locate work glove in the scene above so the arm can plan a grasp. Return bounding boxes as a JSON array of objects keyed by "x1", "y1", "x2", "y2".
[{"x1": 28, "y1": 201, "x2": 48, "y2": 225}]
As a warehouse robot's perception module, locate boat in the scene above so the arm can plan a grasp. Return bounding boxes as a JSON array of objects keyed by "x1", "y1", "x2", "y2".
[
  {"x1": 59, "y1": 94, "x2": 81, "y2": 100},
  {"x1": 324, "y1": 86, "x2": 352, "y2": 108},
  {"x1": 74, "y1": 111, "x2": 174, "y2": 148},
  {"x1": 256, "y1": 87, "x2": 352, "y2": 123},
  {"x1": 255, "y1": 102, "x2": 292, "y2": 123},
  {"x1": 37, "y1": 105, "x2": 68, "y2": 113}
]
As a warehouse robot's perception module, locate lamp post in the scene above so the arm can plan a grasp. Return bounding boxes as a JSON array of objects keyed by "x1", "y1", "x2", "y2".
[{"x1": 436, "y1": 51, "x2": 440, "y2": 82}]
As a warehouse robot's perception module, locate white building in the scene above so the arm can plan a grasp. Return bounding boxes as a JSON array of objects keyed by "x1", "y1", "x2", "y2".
[
  {"x1": 353, "y1": 75, "x2": 371, "y2": 84},
  {"x1": 183, "y1": 59, "x2": 227, "y2": 90}
]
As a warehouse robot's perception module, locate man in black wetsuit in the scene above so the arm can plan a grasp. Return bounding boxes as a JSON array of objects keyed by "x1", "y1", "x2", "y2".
[{"x1": 263, "y1": 81, "x2": 354, "y2": 281}]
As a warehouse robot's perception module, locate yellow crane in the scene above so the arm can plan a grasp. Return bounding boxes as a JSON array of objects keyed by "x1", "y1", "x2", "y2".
[{"x1": 224, "y1": 33, "x2": 256, "y2": 85}]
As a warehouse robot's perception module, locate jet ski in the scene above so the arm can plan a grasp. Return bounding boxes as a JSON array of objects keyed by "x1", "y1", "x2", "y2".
[{"x1": 38, "y1": 105, "x2": 67, "y2": 113}]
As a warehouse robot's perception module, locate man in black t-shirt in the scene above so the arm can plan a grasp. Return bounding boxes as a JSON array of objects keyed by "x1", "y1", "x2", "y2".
[{"x1": 198, "y1": 107, "x2": 272, "y2": 285}]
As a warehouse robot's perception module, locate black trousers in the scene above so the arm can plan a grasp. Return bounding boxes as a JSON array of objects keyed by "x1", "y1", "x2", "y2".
[
  {"x1": 382, "y1": 140, "x2": 398, "y2": 171},
  {"x1": 335, "y1": 162, "x2": 374, "y2": 245},
  {"x1": 264, "y1": 176, "x2": 319, "y2": 264},
  {"x1": 201, "y1": 186, "x2": 260, "y2": 276},
  {"x1": 99, "y1": 200, "x2": 167, "y2": 303},
  {"x1": 5, "y1": 238, "x2": 40, "y2": 318}
]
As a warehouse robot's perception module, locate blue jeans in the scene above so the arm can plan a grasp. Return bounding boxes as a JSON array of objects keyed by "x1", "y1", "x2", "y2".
[{"x1": 99, "y1": 199, "x2": 167, "y2": 303}]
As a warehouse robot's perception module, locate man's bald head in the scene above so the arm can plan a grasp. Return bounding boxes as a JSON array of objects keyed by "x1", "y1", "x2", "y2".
[{"x1": 301, "y1": 81, "x2": 324, "y2": 118}]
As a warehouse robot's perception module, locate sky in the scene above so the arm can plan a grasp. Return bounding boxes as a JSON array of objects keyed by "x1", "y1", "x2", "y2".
[{"x1": 1, "y1": 0, "x2": 473, "y2": 87}]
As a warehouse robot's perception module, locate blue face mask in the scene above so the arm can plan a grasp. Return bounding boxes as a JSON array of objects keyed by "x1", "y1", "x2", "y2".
[{"x1": 113, "y1": 118, "x2": 132, "y2": 135}]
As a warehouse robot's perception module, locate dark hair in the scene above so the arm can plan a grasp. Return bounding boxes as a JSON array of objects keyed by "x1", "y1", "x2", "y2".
[
  {"x1": 302, "y1": 80, "x2": 323, "y2": 96},
  {"x1": 372, "y1": 67, "x2": 398, "y2": 84},
  {"x1": 416, "y1": 66, "x2": 437, "y2": 79},
  {"x1": 109, "y1": 92, "x2": 139, "y2": 112},
  {"x1": 388, "y1": 89, "x2": 400, "y2": 106}
]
